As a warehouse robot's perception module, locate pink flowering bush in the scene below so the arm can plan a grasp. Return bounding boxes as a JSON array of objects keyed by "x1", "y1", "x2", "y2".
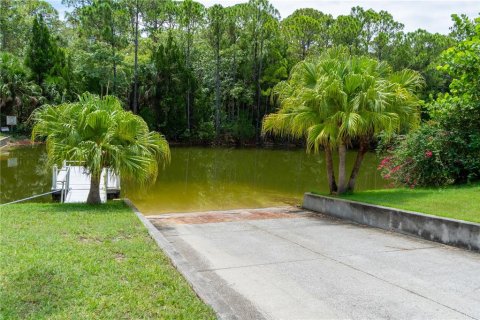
[{"x1": 377, "y1": 123, "x2": 467, "y2": 187}]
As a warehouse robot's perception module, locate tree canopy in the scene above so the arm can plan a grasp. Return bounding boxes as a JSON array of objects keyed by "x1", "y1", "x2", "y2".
[
  {"x1": 263, "y1": 48, "x2": 423, "y2": 193},
  {"x1": 1, "y1": 0, "x2": 474, "y2": 144},
  {"x1": 32, "y1": 93, "x2": 170, "y2": 204}
]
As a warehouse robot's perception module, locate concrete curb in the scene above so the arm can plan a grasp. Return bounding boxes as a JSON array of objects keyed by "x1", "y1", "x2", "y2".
[
  {"x1": 123, "y1": 199, "x2": 239, "y2": 320},
  {"x1": 303, "y1": 193, "x2": 480, "y2": 252}
]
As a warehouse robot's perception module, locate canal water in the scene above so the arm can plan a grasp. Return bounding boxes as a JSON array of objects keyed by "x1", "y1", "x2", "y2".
[{"x1": 1, "y1": 146, "x2": 386, "y2": 214}]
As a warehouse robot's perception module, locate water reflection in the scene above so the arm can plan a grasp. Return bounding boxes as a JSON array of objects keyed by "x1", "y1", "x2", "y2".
[
  {"x1": 0, "y1": 146, "x2": 50, "y2": 203},
  {"x1": 123, "y1": 147, "x2": 386, "y2": 214},
  {"x1": 1, "y1": 146, "x2": 386, "y2": 212}
]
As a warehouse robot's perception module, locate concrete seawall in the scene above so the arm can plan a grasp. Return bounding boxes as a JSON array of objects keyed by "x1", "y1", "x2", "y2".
[{"x1": 303, "y1": 193, "x2": 480, "y2": 252}]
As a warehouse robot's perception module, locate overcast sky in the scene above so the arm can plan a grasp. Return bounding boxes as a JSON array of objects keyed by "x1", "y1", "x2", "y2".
[{"x1": 48, "y1": 0, "x2": 479, "y2": 34}]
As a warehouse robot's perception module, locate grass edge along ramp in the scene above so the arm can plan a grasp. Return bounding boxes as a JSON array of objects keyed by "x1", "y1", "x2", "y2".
[
  {"x1": 339, "y1": 183, "x2": 480, "y2": 224},
  {"x1": 0, "y1": 201, "x2": 215, "y2": 319}
]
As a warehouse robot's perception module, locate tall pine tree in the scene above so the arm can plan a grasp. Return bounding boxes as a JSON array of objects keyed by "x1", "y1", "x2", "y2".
[
  {"x1": 25, "y1": 14, "x2": 71, "y2": 102},
  {"x1": 25, "y1": 15, "x2": 55, "y2": 84}
]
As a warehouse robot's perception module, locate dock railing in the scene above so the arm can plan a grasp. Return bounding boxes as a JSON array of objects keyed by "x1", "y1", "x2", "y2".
[
  {"x1": 52, "y1": 164, "x2": 72, "y2": 203},
  {"x1": 52, "y1": 162, "x2": 120, "y2": 203},
  {"x1": 52, "y1": 165, "x2": 58, "y2": 188},
  {"x1": 59, "y1": 166, "x2": 71, "y2": 203},
  {"x1": 105, "y1": 168, "x2": 121, "y2": 191}
]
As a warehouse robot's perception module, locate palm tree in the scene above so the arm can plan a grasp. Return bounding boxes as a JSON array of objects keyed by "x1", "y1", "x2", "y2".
[
  {"x1": 32, "y1": 93, "x2": 170, "y2": 204},
  {"x1": 263, "y1": 48, "x2": 423, "y2": 194}
]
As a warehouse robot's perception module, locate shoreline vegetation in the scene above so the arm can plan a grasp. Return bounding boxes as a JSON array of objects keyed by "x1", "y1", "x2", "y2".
[
  {"x1": 2, "y1": 2, "x2": 472, "y2": 147},
  {"x1": 3, "y1": 138, "x2": 308, "y2": 151},
  {"x1": 337, "y1": 183, "x2": 480, "y2": 224},
  {"x1": 3, "y1": 133, "x2": 304, "y2": 148},
  {"x1": 0, "y1": 202, "x2": 216, "y2": 319}
]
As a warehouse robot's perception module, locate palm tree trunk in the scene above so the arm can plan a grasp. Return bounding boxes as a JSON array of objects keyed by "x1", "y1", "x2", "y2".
[
  {"x1": 87, "y1": 172, "x2": 102, "y2": 204},
  {"x1": 347, "y1": 141, "x2": 368, "y2": 192},
  {"x1": 338, "y1": 142, "x2": 347, "y2": 194},
  {"x1": 324, "y1": 144, "x2": 337, "y2": 194}
]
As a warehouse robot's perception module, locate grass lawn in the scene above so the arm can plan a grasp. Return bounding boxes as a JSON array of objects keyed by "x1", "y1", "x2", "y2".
[
  {"x1": 340, "y1": 183, "x2": 480, "y2": 223},
  {"x1": 0, "y1": 202, "x2": 216, "y2": 319}
]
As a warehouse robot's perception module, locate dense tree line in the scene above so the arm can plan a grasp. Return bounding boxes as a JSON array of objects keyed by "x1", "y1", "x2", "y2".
[
  {"x1": 0, "y1": 0, "x2": 477, "y2": 144},
  {"x1": 380, "y1": 20, "x2": 480, "y2": 187}
]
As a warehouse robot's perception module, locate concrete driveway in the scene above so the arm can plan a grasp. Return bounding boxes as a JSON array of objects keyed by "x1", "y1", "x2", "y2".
[{"x1": 147, "y1": 207, "x2": 480, "y2": 320}]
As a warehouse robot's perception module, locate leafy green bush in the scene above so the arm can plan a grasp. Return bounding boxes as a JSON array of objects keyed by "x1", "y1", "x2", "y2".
[
  {"x1": 231, "y1": 111, "x2": 256, "y2": 143},
  {"x1": 380, "y1": 18, "x2": 480, "y2": 188},
  {"x1": 0, "y1": 52, "x2": 43, "y2": 126},
  {"x1": 195, "y1": 121, "x2": 216, "y2": 144},
  {"x1": 379, "y1": 123, "x2": 480, "y2": 187}
]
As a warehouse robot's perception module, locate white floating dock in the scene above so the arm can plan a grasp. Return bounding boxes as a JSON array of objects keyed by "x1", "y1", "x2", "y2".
[{"x1": 52, "y1": 163, "x2": 120, "y2": 203}]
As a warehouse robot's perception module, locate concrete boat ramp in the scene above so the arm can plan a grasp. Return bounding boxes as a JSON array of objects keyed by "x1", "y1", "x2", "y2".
[{"x1": 142, "y1": 206, "x2": 480, "y2": 320}]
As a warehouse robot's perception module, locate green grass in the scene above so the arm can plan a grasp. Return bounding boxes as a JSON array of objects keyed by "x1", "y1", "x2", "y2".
[
  {"x1": 0, "y1": 202, "x2": 216, "y2": 319},
  {"x1": 339, "y1": 183, "x2": 480, "y2": 223}
]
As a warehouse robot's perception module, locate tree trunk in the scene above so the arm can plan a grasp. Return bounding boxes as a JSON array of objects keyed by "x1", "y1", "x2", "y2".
[
  {"x1": 256, "y1": 50, "x2": 263, "y2": 143},
  {"x1": 337, "y1": 142, "x2": 347, "y2": 194},
  {"x1": 113, "y1": 57, "x2": 117, "y2": 94},
  {"x1": 1, "y1": 15, "x2": 7, "y2": 51},
  {"x1": 186, "y1": 25, "x2": 192, "y2": 133},
  {"x1": 132, "y1": 0, "x2": 139, "y2": 114},
  {"x1": 347, "y1": 141, "x2": 368, "y2": 192},
  {"x1": 301, "y1": 39, "x2": 306, "y2": 59},
  {"x1": 255, "y1": 28, "x2": 265, "y2": 144},
  {"x1": 214, "y1": 37, "x2": 221, "y2": 134},
  {"x1": 252, "y1": 11, "x2": 260, "y2": 143},
  {"x1": 186, "y1": 82, "x2": 191, "y2": 132},
  {"x1": 86, "y1": 172, "x2": 102, "y2": 204},
  {"x1": 153, "y1": 20, "x2": 158, "y2": 42},
  {"x1": 324, "y1": 144, "x2": 338, "y2": 194},
  {"x1": 111, "y1": 21, "x2": 117, "y2": 95}
]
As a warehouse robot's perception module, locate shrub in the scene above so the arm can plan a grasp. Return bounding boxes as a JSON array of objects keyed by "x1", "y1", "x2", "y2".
[
  {"x1": 380, "y1": 20, "x2": 480, "y2": 188},
  {"x1": 231, "y1": 111, "x2": 255, "y2": 143},
  {"x1": 0, "y1": 52, "x2": 44, "y2": 125},
  {"x1": 195, "y1": 120, "x2": 215, "y2": 144},
  {"x1": 378, "y1": 123, "x2": 480, "y2": 188}
]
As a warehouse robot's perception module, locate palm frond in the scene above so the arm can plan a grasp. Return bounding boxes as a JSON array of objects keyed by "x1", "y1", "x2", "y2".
[
  {"x1": 32, "y1": 93, "x2": 170, "y2": 187},
  {"x1": 262, "y1": 48, "x2": 424, "y2": 153}
]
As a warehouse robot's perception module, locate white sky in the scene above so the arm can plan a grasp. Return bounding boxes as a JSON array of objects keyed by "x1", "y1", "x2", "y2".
[{"x1": 49, "y1": 0, "x2": 479, "y2": 34}]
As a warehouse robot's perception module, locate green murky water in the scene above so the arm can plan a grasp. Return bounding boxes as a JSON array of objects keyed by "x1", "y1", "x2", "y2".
[
  {"x1": 1, "y1": 145, "x2": 51, "y2": 204},
  {"x1": 1, "y1": 146, "x2": 386, "y2": 214}
]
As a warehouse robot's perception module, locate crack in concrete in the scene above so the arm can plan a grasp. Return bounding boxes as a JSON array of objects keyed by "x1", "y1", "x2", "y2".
[
  {"x1": 382, "y1": 245, "x2": 440, "y2": 252},
  {"x1": 197, "y1": 257, "x2": 325, "y2": 273}
]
